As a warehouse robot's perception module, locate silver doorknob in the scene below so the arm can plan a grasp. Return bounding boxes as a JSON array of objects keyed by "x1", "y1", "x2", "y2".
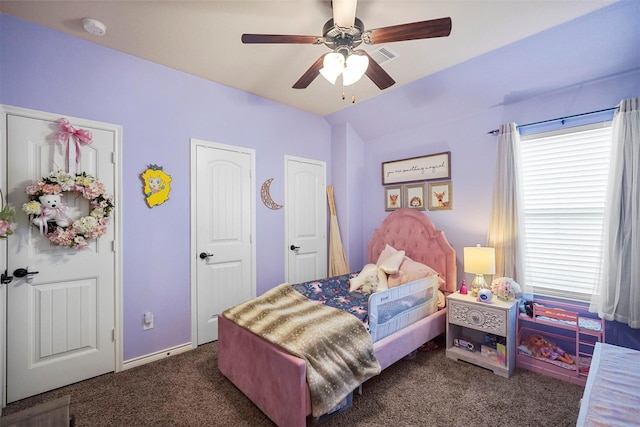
[{"x1": 199, "y1": 252, "x2": 213, "y2": 260}]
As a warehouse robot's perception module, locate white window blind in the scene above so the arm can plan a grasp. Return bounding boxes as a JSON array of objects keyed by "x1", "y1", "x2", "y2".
[{"x1": 520, "y1": 122, "x2": 612, "y2": 301}]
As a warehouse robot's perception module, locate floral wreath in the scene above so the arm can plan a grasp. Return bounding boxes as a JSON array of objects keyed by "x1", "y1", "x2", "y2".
[
  {"x1": 22, "y1": 170, "x2": 114, "y2": 249},
  {"x1": 0, "y1": 189, "x2": 16, "y2": 239}
]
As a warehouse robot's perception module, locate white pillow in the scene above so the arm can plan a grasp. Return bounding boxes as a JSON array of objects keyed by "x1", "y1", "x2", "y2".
[{"x1": 377, "y1": 249, "x2": 405, "y2": 275}]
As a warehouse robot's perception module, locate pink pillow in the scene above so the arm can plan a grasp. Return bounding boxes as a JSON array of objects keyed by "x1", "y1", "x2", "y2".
[{"x1": 388, "y1": 256, "x2": 446, "y2": 288}]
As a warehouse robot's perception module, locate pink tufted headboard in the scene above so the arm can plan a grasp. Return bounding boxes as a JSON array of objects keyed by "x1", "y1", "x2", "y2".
[{"x1": 367, "y1": 208, "x2": 457, "y2": 293}]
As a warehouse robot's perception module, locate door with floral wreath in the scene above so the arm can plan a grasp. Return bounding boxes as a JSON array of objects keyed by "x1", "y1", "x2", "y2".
[{"x1": 4, "y1": 107, "x2": 119, "y2": 403}]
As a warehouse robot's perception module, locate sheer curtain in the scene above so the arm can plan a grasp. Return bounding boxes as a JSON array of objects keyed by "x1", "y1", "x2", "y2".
[
  {"x1": 487, "y1": 123, "x2": 530, "y2": 296},
  {"x1": 590, "y1": 97, "x2": 640, "y2": 328}
]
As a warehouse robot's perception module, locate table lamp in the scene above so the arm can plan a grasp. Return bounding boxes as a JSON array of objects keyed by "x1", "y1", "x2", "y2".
[{"x1": 463, "y1": 244, "x2": 496, "y2": 297}]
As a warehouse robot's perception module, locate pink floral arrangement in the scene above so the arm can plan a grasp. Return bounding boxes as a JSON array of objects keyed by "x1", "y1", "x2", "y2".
[
  {"x1": 0, "y1": 204, "x2": 16, "y2": 239},
  {"x1": 22, "y1": 170, "x2": 114, "y2": 249},
  {"x1": 490, "y1": 277, "x2": 521, "y2": 301}
]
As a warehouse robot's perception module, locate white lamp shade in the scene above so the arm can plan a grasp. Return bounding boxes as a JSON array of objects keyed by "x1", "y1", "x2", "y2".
[
  {"x1": 319, "y1": 52, "x2": 345, "y2": 85},
  {"x1": 463, "y1": 246, "x2": 496, "y2": 275},
  {"x1": 342, "y1": 52, "x2": 369, "y2": 86}
]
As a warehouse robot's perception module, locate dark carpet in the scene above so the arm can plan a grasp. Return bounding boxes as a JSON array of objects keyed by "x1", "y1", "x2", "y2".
[{"x1": 2, "y1": 337, "x2": 584, "y2": 426}]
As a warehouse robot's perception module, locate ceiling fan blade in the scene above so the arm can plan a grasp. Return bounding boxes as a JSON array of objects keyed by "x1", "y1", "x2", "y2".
[
  {"x1": 293, "y1": 55, "x2": 325, "y2": 89},
  {"x1": 241, "y1": 34, "x2": 321, "y2": 44},
  {"x1": 332, "y1": 0, "x2": 358, "y2": 28},
  {"x1": 362, "y1": 51, "x2": 395, "y2": 90},
  {"x1": 366, "y1": 17, "x2": 452, "y2": 44}
]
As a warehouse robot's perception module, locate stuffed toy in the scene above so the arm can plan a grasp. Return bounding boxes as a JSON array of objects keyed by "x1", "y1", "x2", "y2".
[
  {"x1": 349, "y1": 264, "x2": 380, "y2": 293},
  {"x1": 524, "y1": 334, "x2": 575, "y2": 365},
  {"x1": 31, "y1": 194, "x2": 72, "y2": 228}
]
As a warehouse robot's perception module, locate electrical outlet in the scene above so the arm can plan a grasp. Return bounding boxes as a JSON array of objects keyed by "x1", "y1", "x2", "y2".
[{"x1": 143, "y1": 312, "x2": 154, "y2": 330}]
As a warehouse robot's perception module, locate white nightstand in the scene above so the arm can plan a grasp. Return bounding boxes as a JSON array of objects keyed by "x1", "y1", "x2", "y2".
[{"x1": 446, "y1": 291, "x2": 517, "y2": 378}]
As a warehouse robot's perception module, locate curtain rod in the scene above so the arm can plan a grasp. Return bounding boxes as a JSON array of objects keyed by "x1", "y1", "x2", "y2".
[{"x1": 486, "y1": 106, "x2": 619, "y2": 135}]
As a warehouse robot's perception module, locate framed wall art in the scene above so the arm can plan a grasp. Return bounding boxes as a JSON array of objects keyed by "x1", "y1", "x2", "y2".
[
  {"x1": 384, "y1": 186, "x2": 403, "y2": 211},
  {"x1": 381, "y1": 151, "x2": 451, "y2": 185},
  {"x1": 405, "y1": 184, "x2": 426, "y2": 211},
  {"x1": 428, "y1": 181, "x2": 453, "y2": 211}
]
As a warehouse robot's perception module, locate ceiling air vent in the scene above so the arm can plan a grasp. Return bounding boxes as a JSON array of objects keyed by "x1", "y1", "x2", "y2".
[{"x1": 368, "y1": 46, "x2": 399, "y2": 65}]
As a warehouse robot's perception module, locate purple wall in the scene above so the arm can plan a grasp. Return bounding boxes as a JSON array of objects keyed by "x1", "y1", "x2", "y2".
[
  {"x1": 0, "y1": 14, "x2": 331, "y2": 360},
  {"x1": 1, "y1": 1, "x2": 639, "y2": 359},
  {"x1": 326, "y1": 1, "x2": 640, "y2": 348},
  {"x1": 331, "y1": 123, "x2": 365, "y2": 270}
]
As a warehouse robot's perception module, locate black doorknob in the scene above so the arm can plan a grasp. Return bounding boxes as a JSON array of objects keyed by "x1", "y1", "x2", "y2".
[
  {"x1": 1, "y1": 270, "x2": 13, "y2": 284},
  {"x1": 199, "y1": 252, "x2": 213, "y2": 260},
  {"x1": 290, "y1": 245, "x2": 300, "y2": 251},
  {"x1": 13, "y1": 268, "x2": 39, "y2": 278}
]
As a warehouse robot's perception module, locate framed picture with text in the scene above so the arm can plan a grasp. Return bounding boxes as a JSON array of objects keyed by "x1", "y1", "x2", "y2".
[{"x1": 382, "y1": 151, "x2": 451, "y2": 185}]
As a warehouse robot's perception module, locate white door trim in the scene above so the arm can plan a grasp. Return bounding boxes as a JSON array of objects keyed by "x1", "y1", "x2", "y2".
[
  {"x1": 284, "y1": 155, "x2": 327, "y2": 283},
  {"x1": 0, "y1": 106, "x2": 7, "y2": 414},
  {"x1": 189, "y1": 138, "x2": 256, "y2": 347},
  {"x1": 0, "y1": 104, "x2": 123, "y2": 406}
]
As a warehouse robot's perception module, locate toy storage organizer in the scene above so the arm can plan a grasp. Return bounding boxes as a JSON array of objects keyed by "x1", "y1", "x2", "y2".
[{"x1": 516, "y1": 298, "x2": 605, "y2": 386}]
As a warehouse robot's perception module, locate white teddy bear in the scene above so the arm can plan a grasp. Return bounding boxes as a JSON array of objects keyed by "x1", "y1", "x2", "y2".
[
  {"x1": 31, "y1": 194, "x2": 72, "y2": 228},
  {"x1": 349, "y1": 264, "x2": 380, "y2": 293}
]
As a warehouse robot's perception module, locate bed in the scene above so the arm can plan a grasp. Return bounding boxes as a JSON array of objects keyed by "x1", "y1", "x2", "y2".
[
  {"x1": 218, "y1": 208, "x2": 457, "y2": 427},
  {"x1": 576, "y1": 342, "x2": 640, "y2": 426}
]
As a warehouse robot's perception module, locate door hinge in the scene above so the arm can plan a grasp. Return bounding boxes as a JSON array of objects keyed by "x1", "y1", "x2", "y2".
[
  {"x1": 111, "y1": 152, "x2": 116, "y2": 164},
  {"x1": 112, "y1": 329, "x2": 116, "y2": 342},
  {"x1": 112, "y1": 240, "x2": 115, "y2": 252}
]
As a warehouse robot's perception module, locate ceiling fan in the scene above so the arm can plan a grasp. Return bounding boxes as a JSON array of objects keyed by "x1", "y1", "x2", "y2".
[{"x1": 241, "y1": 0, "x2": 452, "y2": 92}]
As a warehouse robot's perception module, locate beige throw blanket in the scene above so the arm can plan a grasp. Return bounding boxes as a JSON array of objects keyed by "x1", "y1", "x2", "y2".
[{"x1": 222, "y1": 283, "x2": 381, "y2": 417}]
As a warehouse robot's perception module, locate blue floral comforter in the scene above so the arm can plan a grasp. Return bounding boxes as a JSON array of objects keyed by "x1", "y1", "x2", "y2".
[{"x1": 292, "y1": 273, "x2": 371, "y2": 325}]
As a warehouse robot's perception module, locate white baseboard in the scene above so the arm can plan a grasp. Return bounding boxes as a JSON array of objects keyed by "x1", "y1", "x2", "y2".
[{"x1": 122, "y1": 342, "x2": 192, "y2": 371}]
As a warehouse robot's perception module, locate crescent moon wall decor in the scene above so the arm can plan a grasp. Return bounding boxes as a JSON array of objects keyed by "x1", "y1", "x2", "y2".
[{"x1": 260, "y1": 178, "x2": 283, "y2": 210}]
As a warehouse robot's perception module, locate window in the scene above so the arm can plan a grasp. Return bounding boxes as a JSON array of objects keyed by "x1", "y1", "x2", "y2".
[{"x1": 519, "y1": 121, "x2": 612, "y2": 301}]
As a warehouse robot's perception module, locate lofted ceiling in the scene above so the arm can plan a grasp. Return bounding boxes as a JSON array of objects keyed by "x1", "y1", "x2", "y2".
[{"x1": 0, "y1": 0, "x2": 616, "y2": 116}]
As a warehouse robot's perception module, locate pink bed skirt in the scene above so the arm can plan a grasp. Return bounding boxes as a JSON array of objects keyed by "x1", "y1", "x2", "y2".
[{"x1": 218, "y1": 309, "x2": 446, "y2": 427}]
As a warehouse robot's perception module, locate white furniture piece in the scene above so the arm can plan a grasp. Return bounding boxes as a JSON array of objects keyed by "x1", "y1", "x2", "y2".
[
  {"x1": 576, "y1": 342, "x2": 640, "y2": 426},
  {"x1": 446, "y1": 291, "x2": 517, "y2": 378}
]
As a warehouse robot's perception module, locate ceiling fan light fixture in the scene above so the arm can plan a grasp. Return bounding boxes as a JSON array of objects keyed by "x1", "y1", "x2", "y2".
[
  {"x1": 342, "y1": 51, "x2": 369, "y2": 86},
  {"x1": 319, "y1": 52, "x2": 345, "y2": 84}
]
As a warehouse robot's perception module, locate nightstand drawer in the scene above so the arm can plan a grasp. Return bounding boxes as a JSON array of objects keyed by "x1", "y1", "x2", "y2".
[{"x1": 448, "y1": 299, "x2": 507, "y2": 335}]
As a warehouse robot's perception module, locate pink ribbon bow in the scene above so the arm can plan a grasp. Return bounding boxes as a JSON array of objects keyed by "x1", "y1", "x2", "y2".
[{"x1": 57, "y1": 118, "x2": 93, "y2": 173}]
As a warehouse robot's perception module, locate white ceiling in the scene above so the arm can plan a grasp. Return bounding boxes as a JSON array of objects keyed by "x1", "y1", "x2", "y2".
[{"x1": 0, "y1": 0, "x2": 616, "y2": 116}]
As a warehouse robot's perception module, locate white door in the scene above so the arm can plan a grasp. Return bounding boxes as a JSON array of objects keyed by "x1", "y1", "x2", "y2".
[
  {"x1": 285, "y1": 156, "x2": 327, "y2": 284},
  {"x1": 4, "y1": 109, "x2": 119, "y2": 403},
  {"x1": 192, "y1": 140, "x2": 255, "y2": 345}
]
